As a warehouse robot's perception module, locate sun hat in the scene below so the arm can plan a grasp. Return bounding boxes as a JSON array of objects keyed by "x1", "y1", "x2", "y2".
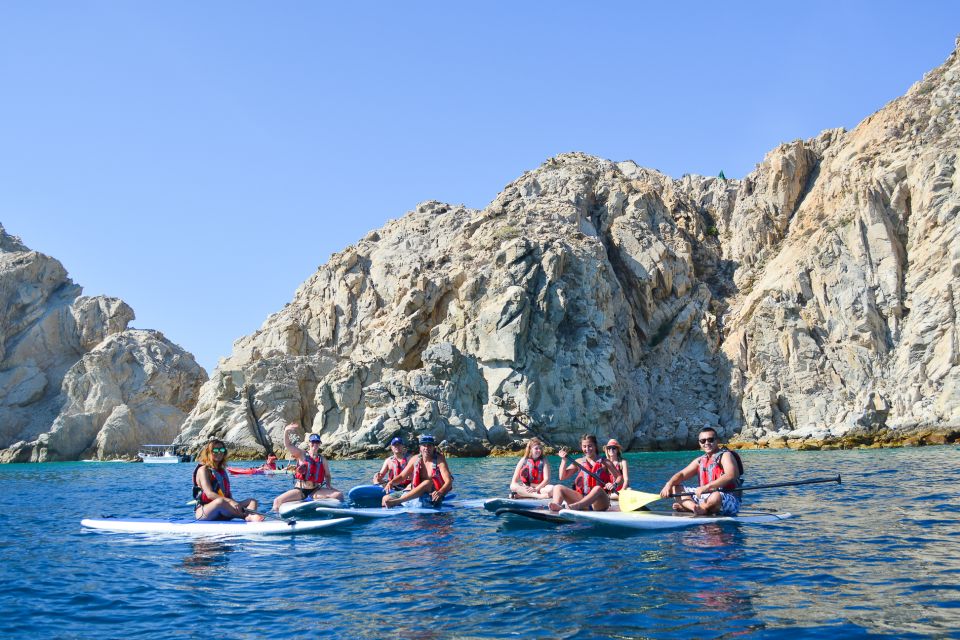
[
  {"x1": 605, "y1": 439, "x2": 621, "y2": 449},
  {"x1": 390, "y1": 437, "x2": 404, "y2": 446},
  {"x1": 418, "y1": 434, "x2": 436, "y2": 445}
]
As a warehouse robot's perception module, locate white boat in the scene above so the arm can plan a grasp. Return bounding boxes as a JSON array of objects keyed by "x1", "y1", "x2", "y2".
[{"x1": 138, "y1": 444, "x2": 191, "y2": 464}]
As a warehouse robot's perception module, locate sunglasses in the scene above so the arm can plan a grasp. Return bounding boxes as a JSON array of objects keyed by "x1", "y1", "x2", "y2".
[
  {"x1": 698, "y1": 438, "x2": 716, "y2": 444},
  {"x1": 212, "y1": 447, "x2": 227, "y2": 454}
]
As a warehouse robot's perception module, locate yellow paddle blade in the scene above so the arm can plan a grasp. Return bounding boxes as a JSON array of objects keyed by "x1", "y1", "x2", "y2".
[{"x1": 618, "y1": 488, "x2": 662, "y2": 512}]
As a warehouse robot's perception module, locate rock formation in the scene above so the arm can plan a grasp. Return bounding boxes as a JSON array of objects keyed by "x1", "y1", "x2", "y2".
[
  {"x1": 0, "y1": 225, "x2": 208, "y2": 461},
  {"x1": 180, "y1": 39, "x2": 960, "y2": 457}
]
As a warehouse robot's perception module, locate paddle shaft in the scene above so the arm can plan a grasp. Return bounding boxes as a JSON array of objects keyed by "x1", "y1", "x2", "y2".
[
  {"x1": 672, "y1": 474, "x2": 841, "y2": 497},
  {"x1": 562, "y1": 455, "x2": 619, "y2": 488}
]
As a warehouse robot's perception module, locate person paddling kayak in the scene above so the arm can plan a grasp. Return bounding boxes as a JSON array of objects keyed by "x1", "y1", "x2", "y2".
[
  {"x1": 509, "y1": 437, "x2": 555, "y2": 499},
  {"x1": 193, "y1": 440, "x2": 264, "y2": 522},
  {"x1": 548, "y1": 434, "x2": 622, "y2": 512},
  {"x1": 381, "y1": 434, "x2": 453, "y2": 508},
  {"x1": 260, "y1": 454, "x2": 278, "y2": 471},
  {"x1": 373, "y1": 437, "x2": 410, "y2": 488},
  {"x1": 659, "y1": 426, "x2": 744, "y2": 516},
  {"x1": 272, "y1": 424, "x2": 344, "y2": 511}
]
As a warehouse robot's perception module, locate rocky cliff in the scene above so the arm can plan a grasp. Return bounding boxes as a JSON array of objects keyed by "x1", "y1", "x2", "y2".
[
  {"x1": 0, "y1": 226, "x2": 208, "y2": 461},
  {"x1": 176, "y1": 39, "x2": 960, "y2": 456}
]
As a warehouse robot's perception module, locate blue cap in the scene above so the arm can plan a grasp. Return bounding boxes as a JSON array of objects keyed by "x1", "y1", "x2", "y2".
[
  {"x1": 389, "y1": 437, "x2": 403, "y2": 446},
  {"x1": 308, "y1": 434, "x2": 321, "y2": 443},
  {"x1": 418, "y1": 434, "x2": 436, "y2": 445}
]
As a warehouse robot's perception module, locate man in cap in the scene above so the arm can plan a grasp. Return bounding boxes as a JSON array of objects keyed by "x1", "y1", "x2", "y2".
[
  {"x1": 382, "y1": 434, "x2": 453, "y2": 508},
  {"x1": 272, "y1": 423, "x2": 344, "y2": 511}
]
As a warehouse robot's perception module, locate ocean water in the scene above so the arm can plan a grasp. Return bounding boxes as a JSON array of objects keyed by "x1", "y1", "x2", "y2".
[{"x1": 0, "y1": 446, "x2": 958, "y2": 639}]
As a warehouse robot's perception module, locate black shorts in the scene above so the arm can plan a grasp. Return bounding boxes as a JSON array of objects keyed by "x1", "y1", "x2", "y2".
[{"x1": 296, "y1": 486, "x2": 317, "y2": 500}]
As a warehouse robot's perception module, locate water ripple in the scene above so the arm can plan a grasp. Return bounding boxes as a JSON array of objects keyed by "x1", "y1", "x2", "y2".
[{"x1": 1, "y1": 449, "x2": 959, "y2": 638}]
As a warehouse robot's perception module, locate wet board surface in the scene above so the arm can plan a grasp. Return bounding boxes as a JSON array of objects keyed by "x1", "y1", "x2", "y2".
[{"x1": 80, "y1": 516, "x2": 353, "y2": 536}]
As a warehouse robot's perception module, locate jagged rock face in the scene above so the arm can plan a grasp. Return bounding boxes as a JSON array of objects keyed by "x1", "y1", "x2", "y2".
[
  {"x1": 722, "y1": 40, "x2": 960, "y2": 445},
  {"x1": 180, "y1": 156, "x2": 739, "y2": 457},
  {"x1": 182, "y1": 41, "x2": 960, "y2": 456},
  {"x1": 0, "y1": 226, "x2": 208, "y2": 461}
]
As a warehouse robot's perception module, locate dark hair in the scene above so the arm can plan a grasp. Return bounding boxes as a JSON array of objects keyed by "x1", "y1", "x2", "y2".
[
  {"x1": 699, "y1": 427, "x2": 718, "y2": 437},
  {"x1": 579, "y1": 434, "x2": 598, "y2": 448}
]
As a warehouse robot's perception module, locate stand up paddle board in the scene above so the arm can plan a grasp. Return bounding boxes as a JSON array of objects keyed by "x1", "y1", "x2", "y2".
[
  {"x1": 80, "y1": 516, "x2": 353, "y2": 536},
  {"x1": 494, "y1": 507, "x2": 570, "y2": 524},
  {"x1": 278, "y1": 498, "x2": 345, "y2": 518},
  {"x1": 483, "y1": 497, "x2": 551, "y2": 512},
  {"x1": 560, "y1": 509, "x2": 794, "y2": 530}
]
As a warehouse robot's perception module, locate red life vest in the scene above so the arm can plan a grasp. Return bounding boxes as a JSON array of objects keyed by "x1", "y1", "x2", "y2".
[
  {"x1": 698, "y1": 448, "x2": 744, "y2": 491},
  {"x1": 610, "y1": 459, "x2": 625, "y2": 490},
  {"x1": 192, "y1": 464, "x2": 231, "y2": 504},
  {"x1": 386, "y1": 455, "x2": 409, "y2": 487},
  {"x1": 573, "y1": 458, "x2": 611, "y2": 496},
  {"x1": 412, "y1": 453, "x2": 444, "y2": 491},
  {"x1": 295, "y1": 453, "x2": 326, "y2": 485},
  {"x1": 519, "y1": 457, "x2": 544, "y2": 485}
]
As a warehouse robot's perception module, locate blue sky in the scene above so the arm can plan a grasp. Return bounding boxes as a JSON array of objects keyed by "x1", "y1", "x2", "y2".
[{"x1": 1, "y1": 2, "x2": 958, "y2": 372}]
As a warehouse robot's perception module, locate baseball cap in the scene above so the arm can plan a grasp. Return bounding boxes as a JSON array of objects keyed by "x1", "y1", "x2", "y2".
[
  {"x1": 418, "y1": 434, "x2": 436, "y2": 445},
  {"x1": 389, "y1": 437, "x2": 404, "y2": 446},
  {"x1": 308, "y1": 434, "x2": 321, "y2": 443}
]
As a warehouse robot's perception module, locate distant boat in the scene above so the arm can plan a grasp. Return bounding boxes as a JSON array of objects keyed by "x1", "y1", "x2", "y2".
[{"x1": 139, "y1": 444, "x2": 191, "y2": 464}]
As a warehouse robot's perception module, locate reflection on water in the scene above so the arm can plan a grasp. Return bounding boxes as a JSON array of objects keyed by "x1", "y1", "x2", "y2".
[{"x1": 180, "y1": 539, "x2": 233, "y2": 576}]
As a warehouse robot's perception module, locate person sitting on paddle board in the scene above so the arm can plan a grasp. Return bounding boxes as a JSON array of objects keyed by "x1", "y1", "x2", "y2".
[
  {"x1": 548, "y1": 434, "x2": 622, "y2": 512},
  {"x1": 603, "y1": 438, "x2": 629, "y2": 497},
  {"x1": 193, "y1": 439, "x2": 264, "y2": 522},
  {"x1": 372, "y1": 437, "x2": 410, "y2": 488},
  {"x1": 381, "y1": 434, "x2": 453, "y2": 508},
  {"x1": 659, "y1": 426, "x2": 744, "y2": 516},
  {"x1": 272, "y1": 424, "x2": 344, "y2": 511},
  {"x1": 509, "y1": 437, "x2": 555, "y2": 499}
]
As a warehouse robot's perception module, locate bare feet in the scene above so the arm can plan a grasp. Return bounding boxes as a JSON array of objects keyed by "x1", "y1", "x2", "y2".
[
  {"x1": 246, "y1": 513, "x2": 265, "y2": 522},
  {"x1": 548, "y1": 502, "x2": 562, "y2": 512}
]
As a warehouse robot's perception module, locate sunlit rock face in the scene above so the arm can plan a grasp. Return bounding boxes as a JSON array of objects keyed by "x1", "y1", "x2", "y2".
[
  {"x1": 0, "y1": 225, "x2": 207, "y2": 462},
  {"x1": 183, "y1": 40, "x2": 960, "y2": 456}
]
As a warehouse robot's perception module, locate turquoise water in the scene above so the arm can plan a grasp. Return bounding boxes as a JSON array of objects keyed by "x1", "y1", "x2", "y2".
[{"x1": 1, "y1": 447, "x2": 958, "y2": 639}]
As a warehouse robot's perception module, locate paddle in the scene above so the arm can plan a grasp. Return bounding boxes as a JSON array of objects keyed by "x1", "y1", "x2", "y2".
[
  {"x1": 619, "y1": 474, "x2": 842, "y2": 512},
  {"x1": 561, "y1": 452, "x2": 620, "y2": 491}
]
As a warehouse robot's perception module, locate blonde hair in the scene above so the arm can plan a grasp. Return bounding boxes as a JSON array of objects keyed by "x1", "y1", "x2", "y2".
[
  {"x1": 198, "y1": 440, "x2": 228, "y2": 471},
  {"x1": 522, "y1": 437, "x2": 545, "y2": 460}
]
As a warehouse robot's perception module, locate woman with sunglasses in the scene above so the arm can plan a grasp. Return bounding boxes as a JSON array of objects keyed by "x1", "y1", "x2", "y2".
[
  {"x1": 272, "y1": 423, "x2": 344, "y2": 511},
  {"x1": 381, "y1": 434, "x2": 453, "y2": 508},
  {"x1": 603, "y1": 438, "x2": 629, "y2": 497},
  {"x1": 658, "y1": 426, "x2": 744, "y2": 516},
  {"x1": 193, "y1": 440, "x2": 264, "y2": 521}
]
